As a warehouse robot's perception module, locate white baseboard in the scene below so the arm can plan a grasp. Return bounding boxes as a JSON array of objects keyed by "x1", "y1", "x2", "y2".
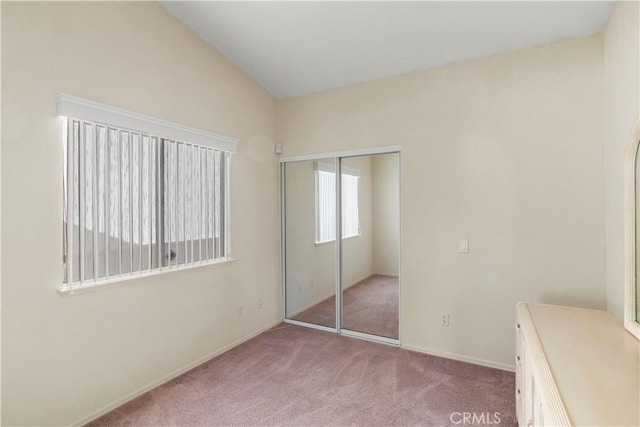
[
  {"x1": 401, "y1": 343, "x2": 515, "y2": 373},
  {"x1": 73, "y1": 318, "x2": 283, "y2": 427},
  {"x1": 286, "y1": 272, "x2": 373, "y2": 318},
  {"x1": 287, "y1": 290, "x2": 335, "y2": 317}
]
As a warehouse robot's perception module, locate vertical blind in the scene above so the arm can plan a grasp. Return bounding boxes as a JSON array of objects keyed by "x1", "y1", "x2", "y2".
[
  {"x1": 63, "y1": 118, "x2": 229, "y2": 286},
  {"x1": 341, "y1": 174, "x2": 360, "y2": 238},
  {"x1": 315, "y1": 163, "x2": 360, "y2": 243},
  {"x1": 316, "y1": 169, "x2": 337, "y2": 243}
]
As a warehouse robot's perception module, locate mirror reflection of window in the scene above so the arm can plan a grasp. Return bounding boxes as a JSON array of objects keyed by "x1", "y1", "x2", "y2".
[{"x1": 315, "y1": 161, "x2": 361, "y2": 243}]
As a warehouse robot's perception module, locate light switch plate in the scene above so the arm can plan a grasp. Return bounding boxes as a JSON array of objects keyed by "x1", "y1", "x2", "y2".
[{"x1": 458, "y1": 239, "x2": 469, "y2": 253}]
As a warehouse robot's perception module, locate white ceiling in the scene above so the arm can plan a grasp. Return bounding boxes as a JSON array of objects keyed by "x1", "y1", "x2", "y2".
[{"x1": 161, "y1": 1, "x2": 615, "y2": 100}]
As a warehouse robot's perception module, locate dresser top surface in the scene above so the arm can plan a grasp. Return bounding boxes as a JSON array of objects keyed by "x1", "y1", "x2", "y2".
[{"x1": 519, "y1": 303, "x2": 640, "y2": 426}]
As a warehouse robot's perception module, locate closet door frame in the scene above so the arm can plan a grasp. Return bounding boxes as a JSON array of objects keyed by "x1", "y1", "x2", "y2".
[{"x1": 280, "y1": 145, "x2": 401, "y2": 346}]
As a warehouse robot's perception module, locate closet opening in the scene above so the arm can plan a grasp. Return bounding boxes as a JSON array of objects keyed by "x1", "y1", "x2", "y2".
[{"x1": 280, "y1": 147, "x2": 401, "y2": 345}]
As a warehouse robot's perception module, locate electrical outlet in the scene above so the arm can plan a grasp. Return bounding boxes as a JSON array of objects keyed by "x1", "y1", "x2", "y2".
[
  {"x1": 440, "y1": 312, "x2": 450, "y2": 327},
  {"x1": 237, "y1": 306, "x2": 243, "y2": 318},
  {"x1": 257, "y1": 298, "x2": 263, "y2": 309}
]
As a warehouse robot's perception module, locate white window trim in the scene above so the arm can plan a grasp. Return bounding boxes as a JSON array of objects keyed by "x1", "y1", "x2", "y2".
[
  {"x1": 57, "y1": 257, "x2": 236, "y2": 296},
  {"x1": 315, "y1": 234, "x2": 360, "y2": 246},
  {"x1": 58, "y1": 95, "x2": 237, "y2": 295},
  {"x1": 57, "y1": 94, "x2": 238, "y2": 153}
]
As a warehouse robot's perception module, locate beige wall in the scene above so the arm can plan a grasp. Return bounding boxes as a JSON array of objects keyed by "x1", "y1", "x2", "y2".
[
  {"x1": 603, "y1": 1, "x2": 640, "y2": 319},
  {"x1": 1, "y1": 2, "x2": 279, "y2": 426},
  {"x1": 284, "y1": 157, "x2": 374, "y2": 315},
  {"x1": 372, "y1": 153, "x2": 400, "y2": 276},
  {"x1": 278, "y1": 34, "x2": 606, "y2": 369}
]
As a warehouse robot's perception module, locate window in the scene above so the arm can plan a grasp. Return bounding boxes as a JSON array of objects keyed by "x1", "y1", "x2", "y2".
[
  {"x1": 315, "y1": 162, "x2": 360, "y2": 243},
  {"x1": 59, "y1": 95, "x2": 237, "y2": 290}
]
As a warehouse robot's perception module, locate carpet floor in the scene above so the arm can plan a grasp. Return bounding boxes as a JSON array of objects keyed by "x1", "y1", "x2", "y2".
[
  {"x1": 87, "y1": 324, "x2": 516, "y2": 427},
  {"x1": 291, "y1": 275, "x2": 399, "y2": 339}
]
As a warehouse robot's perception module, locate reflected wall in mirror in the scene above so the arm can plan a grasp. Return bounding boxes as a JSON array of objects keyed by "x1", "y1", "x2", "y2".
[
  {"x1": 341, "y1": 153, "x2": 400, "y2": 339},
  {"x1": 284, "y1": 159, "x2": 336, "y2": 329}
]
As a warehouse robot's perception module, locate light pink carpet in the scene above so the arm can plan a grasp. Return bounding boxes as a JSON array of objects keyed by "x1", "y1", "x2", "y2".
[
  {"x1": 291, "y1": 275, "x2": 399, "y2": 339},
  {"x1": 87, "y1": 324, "x2": 515, "y2": 427}
]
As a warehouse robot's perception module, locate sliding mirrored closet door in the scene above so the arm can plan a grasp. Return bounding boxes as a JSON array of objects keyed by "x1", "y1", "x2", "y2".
[
  {"x1": 283, "y1": 159, "x2": 337, "y2": 330},
  {"x1": 282, "y1": 149, "x2": 400, "y2": 343},
  {"x1": 340, "y1": 153, "x2": 399, "y2": 340}
]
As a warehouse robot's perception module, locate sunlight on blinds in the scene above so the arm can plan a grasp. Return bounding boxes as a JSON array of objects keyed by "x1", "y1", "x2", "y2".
[{"x1": 63, "y1": 119, "x2": 228, "y2": 286}]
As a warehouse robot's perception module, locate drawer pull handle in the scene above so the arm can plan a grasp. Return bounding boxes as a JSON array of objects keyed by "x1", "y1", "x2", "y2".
[
  {"x1": 517, "y1": 356, "x2": 521, "y2": 362},
  {"x1": 517, "y1": 389, "x2": 521, "y2": 394},
  {"x1": 516, "y1": 323, "x2": 521, "y2": 329}
]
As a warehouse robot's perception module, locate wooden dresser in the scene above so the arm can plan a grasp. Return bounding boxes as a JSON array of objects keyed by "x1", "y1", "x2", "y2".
[{"x1": 515, "y1": 303, "x2": 639, "y2": 426}]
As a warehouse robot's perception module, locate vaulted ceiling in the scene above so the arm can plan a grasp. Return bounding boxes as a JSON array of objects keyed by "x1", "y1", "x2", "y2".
[{"x1": 161, "y1": 1, "x2": 615, "y2": 99}]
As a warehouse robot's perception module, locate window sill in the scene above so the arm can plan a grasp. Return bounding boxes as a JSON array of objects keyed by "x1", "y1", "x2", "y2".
[
  {"x1": 314, "y1": 233, "x2": 360, "y2": 246},
  {"x1": 57, "y1": 257, "x2": 236, "y2": 296}
]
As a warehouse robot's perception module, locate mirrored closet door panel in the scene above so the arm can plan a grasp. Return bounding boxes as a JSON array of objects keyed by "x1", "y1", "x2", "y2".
[
  {"x1": 340, "y1": 153, "x2": 399, "y2": 339},
  {"x1": 284, "y1": 159, "x2": 337, "y2": 329}
]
